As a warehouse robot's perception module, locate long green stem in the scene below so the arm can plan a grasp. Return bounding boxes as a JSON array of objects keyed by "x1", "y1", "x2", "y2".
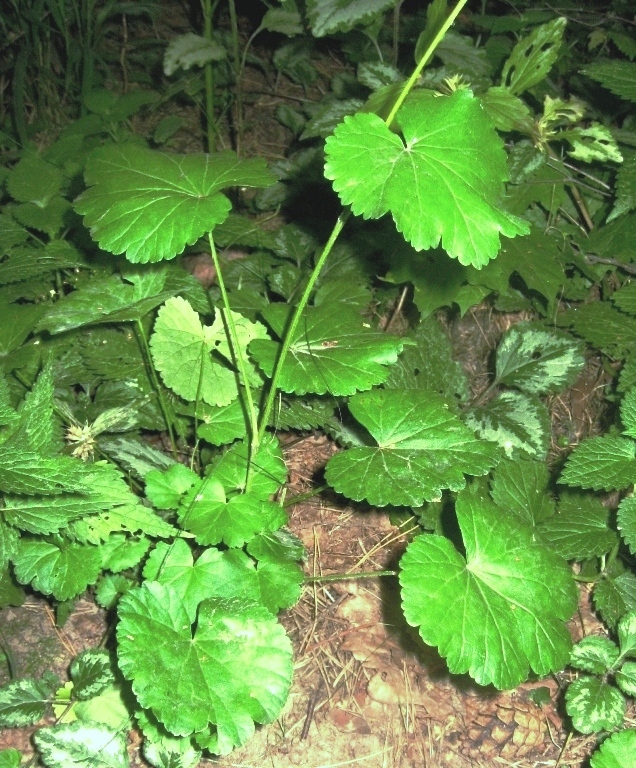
[
  {"x1": 227, "y1": 0, "x2": 242, "y2": 153},
  {"x1": 257, "y1": 211, "x2": 350, "y2": 443},
  {"x1": 304, "y1": 570, "x2": 397, "y2": 584},
  {"x1": 202, "y1": 0, "x2": 216, "y2": 152},
  {"x1": 386, "y1": 0, "x2": 470, "y2": 127},
  {"x1": 134, "y1": 319, "x2": 178, "y2": 459},
  {"x1": 257, "y1": 1, "x2": 466, "y2": 447},
  {"x1": 208, "y1": 234, "x2": 259, "y2": 454}
]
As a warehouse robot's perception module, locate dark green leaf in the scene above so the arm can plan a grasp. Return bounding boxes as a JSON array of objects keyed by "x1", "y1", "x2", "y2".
[{"x1": 565, "y1": 676, "x2": 625, "y2": 734}]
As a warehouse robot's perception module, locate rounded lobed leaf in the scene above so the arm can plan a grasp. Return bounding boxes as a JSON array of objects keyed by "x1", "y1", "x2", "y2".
[
  {"x1": 590, "y1": 728, "x2": 636, "y2": 768},
  {"x1": 75, "y1": 144, "x2": 275, "y2": 263},
  {"x1": 325, "y1": 389, "x2": 498, "y2": 507},
  {"x1": 117, "y1": 581, "x2": 293, "y2": 754},
  {"x1": 400, "y1": 485, "x2": 578, "y2": 689},
  {"x1": 324, "y1": 90, "x2": 529, "y2": 267},
  {"x1": 565, "y1": 676, "x2": 625, "y2": 734}
]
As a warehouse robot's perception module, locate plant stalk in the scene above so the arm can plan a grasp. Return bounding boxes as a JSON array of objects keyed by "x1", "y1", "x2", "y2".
[
  {"x1": 208, "y1": 234, "x2": 259, "y2": 469},
  {"x1": 304, "y1": 570, "x2": 397, "y2": 583},
  {"x1": 134, "y1": 318, "x2": 178, "y2": 459},
  {"x1": 257, "y1": 210, "x2": 350, "y2": 443},
  {"x1": 202, "y1": 0, "x2": 216, "y2": 152},
  {"x1": 386, "y1": 0, "x2": 470, "y2": 127}
]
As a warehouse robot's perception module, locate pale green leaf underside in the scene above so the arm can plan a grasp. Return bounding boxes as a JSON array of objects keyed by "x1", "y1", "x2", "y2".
[
  {"x1": 400, "y1": 486, "x2": 578, "y2": 689},
  {"x1": 150, "y1": 297, "x2": 237, "y2": 407},
  {"x1": 325, "y1": 389, "x2": 498, "y2": 506},
  {"x1": 75, "y1": 144, "x2": 275, "y2": 263},
  {"x1": 324, "y1": 90, "x2": 529, "y2": 267},
  {"x1": 560, "y1": 436, "x2": 636, "y2": 491},
  {"x1": 117, "y1": 582, "x2": 293, "y2": 753},
  {"x1": 250, "y1": 304, "x2": 404, "y2": 396}
]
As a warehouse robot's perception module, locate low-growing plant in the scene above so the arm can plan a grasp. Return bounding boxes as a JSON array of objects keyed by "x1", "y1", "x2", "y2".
[{"x1": 2, "y1": 0, "x2": 636, "y2": 765}]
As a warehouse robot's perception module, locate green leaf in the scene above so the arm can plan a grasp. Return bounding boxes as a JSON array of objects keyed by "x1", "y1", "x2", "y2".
[
  {"x1": 0, "y1": 449, "x2": 89, "y2": 495},
  {"x1": 501, "y1": 17, "x2": 566, "y2": 95},
  {"x1": 196, "y1": 397, "x2": 250, "y2": 445},
  {"x1": 324, "y1": 90, "x2": 529, "y2": 267},
  {"x1": 144, "y1": 540, "x2": 301, "y2": 619},
  {"x1": 74, "y1": 685, "x2": 131, "y2": 730},
  {"x1": 117, "y1": 582, "x2": 293, "y2": 753},
  {"x1": 13, "y1": 539, "x2": 102, "y2": 600},
  {"x1": 138, "y1": 710, "x2": 201, "y2": 768},
  {"x1": 95, "y1": 574, "x2": 132, "y2": 610},
  {"x1": 0, "y1": 678, "x2": 54, "y2": 726},
  {"x1": 251, "y1": 304, "x2": 403, "y2": 396},
  {"x1": 565, "y1": 676, "x2": 625, "y2": 734},
  {"x1": 208, "y1": 435, "x2": 286, "y2": 498},
  {"x1": 490, "y1": 457, "x2": 555, "y2": 526},
  {"x1": 465, "y1": 390, "x2": 550, "y2": 459},
  {"x1": 569, "y1": 636, "x2": 620, "y2": 674},
  {"x1": 36, "y1": 273, "x2": 175, "y2": 334},
  {"x1": 306, "y1": 0, "x2": 394, "y2": 37},
  {"x1": 399, "y1": 485, "x2": 577, "y2": 689},
  {"x1": 97, "y1": 435, "x2": 176, "y2": 481},
  {"x1": 70, "y1": 649, "x2": 116, "y2": 700},
  {"x1": 0, "y1": 518, "x2": 18, "y2": 571},
  {"x1": 0, "y1": 301, "x2": 44, "y2": 357},
  {"x1": 561, "y1": 124, "x2": 622, "y2": 164},
  {"x1": 560, "y1": 302, "x2": 636, "y2": 357},
  {"x1": 163, "y1": 33, "x2": 226, "y2": 76},
  {"x1": 616, "y1": 662, "x2": 636, "y2": 697},
  {"x1": 34, "y1": 722, "x2": 129, "y2": 768},
  {"x1": 590, "y1": 728, "x2": 636, "y2": 768},
  {"x1": 613, "y1": 281, "x2": 636, "y2": 317},
  {"x1": 179, "y1": 480, "x2": 286, "y2": 549},
  {"x1": 480, "y1": 86, "x2": 532, "y2": 131},
  {"x1": 301, "y1": 98, "x2": 364, "y2": 140},
  {"x1": 0, "y1": 749, "x2": 21, "y2": 768},
  {"x1": 582, "y1": 61, "x2": 636, "y2": 104},
  {"x1": 150, "y1": 297, "x2": 237, "y2": 407},
  {"x1": 608, "y1": 149, "x2": 636, "y2": 222},
  {"x1": 325, "y1": 389, "x2": 498, "y2": 507},
  {"x1": 0, "y1": 241, "x2": 84, "y2": 286},
  {"x1": 0, "y1": 568, "x2": 25, "y2": 608},
  {"x1": 619, "y1": 610, "x2": 636, "y2": 658},
  {"x1": 594, "y1": 572, "x2": 636, "y2": 631},
  {"x1": 621, "y1": 389, "x2": 636, "y2": 440},
  {"x1": 560, "y1": 436, "x2": 636, "y2": 491},
  {"x1": 4, "y1": 462, "x2": 170, "y2": 537},
  {"x1": 495, "y1": 323, "x2": 585, "y2": 395},
  {"x1": 247, "y1": 529, "x2": 305, "y2": 564},
  {"x1": 7, "y1": 155, "x2": 63, "y2": 204},
  {"x1": 145, "y1": 464, "x2": 198, "y2": 510},
  {"x1": 9, "y1": 361, "x2": 58, "y2": 454},
  {"x1": 539, "y1": 492, "x2": 619, "y2": 560},
  {"x1": 261, "y1": 8, "x2": 303, "y2": 37},
  {"x1": 384, "y1": 315, "x2": 469, "y2": 402},
  {"x1": 13, "y1": 197, "x2": 72, "y2": 238},
  {"x1": 74, "y1": 144, "x2": 275, "y2": 263}
]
